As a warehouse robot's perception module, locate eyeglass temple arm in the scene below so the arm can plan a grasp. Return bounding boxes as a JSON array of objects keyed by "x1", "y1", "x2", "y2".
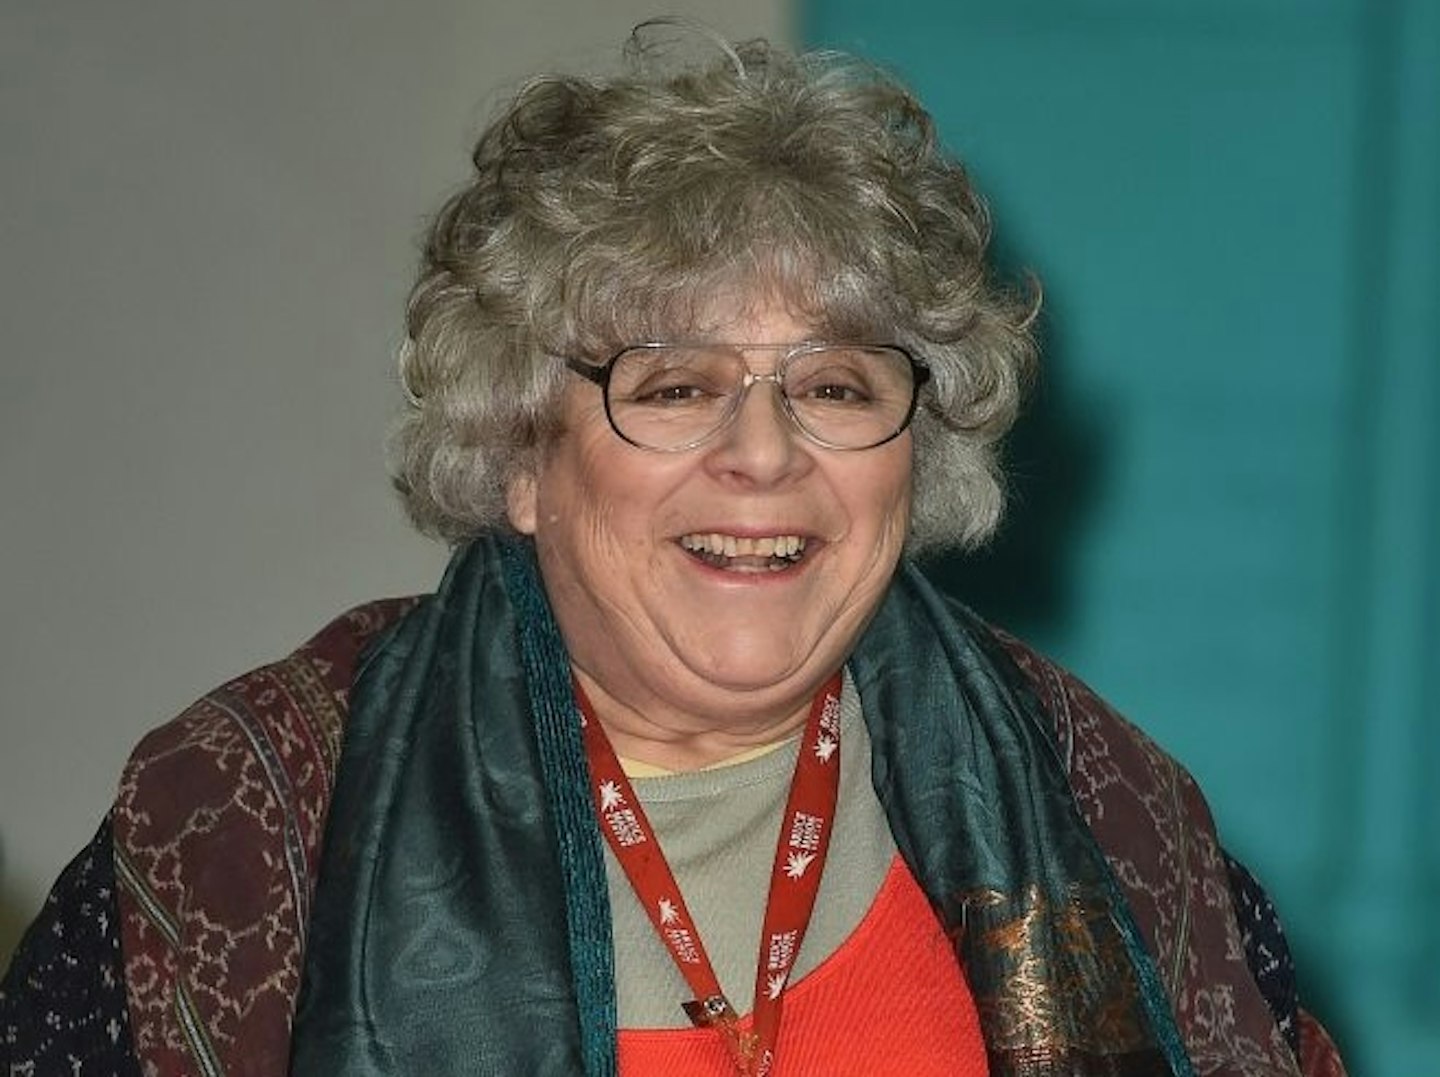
[{"x1": 563, "y1": 355, "x2": 611, "y2": 387}]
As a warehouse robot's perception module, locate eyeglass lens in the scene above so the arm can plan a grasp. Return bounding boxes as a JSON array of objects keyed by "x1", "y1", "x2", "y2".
[{"x1": 605, "y1": 345, "x2": 917, "y2": 451}]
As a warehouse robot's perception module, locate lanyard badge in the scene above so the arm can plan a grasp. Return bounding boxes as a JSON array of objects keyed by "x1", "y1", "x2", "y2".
[{"x1": 577, "y1": 674, "x2": 844, "y2": 1076}]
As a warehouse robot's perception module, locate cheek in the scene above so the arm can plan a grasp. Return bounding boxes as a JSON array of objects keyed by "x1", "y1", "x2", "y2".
[
  {"x1": 534, "y1": 444, "x2": 643, "y2": 560},
  {"x1": 860, "y1": 452, "x2": 913, "y2": 539}
]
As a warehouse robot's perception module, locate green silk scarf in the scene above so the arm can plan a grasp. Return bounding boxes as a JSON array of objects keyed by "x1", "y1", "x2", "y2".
[{"x1": 292, "y1": 537, "x2": 1192, "y2": 1075}]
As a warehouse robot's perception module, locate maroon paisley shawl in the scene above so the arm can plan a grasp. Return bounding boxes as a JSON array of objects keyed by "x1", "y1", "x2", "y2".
[
  {"x1": 112, "y1": 600, "x2": 415, "y2": 1076},
  {"x1": 112, "y1": 602, "x2": 1341, "y2": 1076}
]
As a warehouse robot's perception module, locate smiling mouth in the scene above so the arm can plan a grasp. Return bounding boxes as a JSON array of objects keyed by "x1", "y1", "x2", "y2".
[{"x1": 678, "y1": 533, "x2": 808, "y2": 572}]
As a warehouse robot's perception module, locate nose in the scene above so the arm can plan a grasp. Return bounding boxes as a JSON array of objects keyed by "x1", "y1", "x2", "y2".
[{"x1": 703, "y1": 373, "x2": 810, "y2": 485}]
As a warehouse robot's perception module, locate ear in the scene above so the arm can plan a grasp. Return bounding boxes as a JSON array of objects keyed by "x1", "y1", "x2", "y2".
[{"x1": 505, "y1": 470, "x2": 539, "y2": 535}]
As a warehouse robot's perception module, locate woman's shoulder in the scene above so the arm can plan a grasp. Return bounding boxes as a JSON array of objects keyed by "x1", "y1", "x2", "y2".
[
  {"x1": 970, "y1": 615, "x2": 1316, "y2": 1074},
  {"x1": 967, "y1": 617, "x2": 1223, "y2": 896},
  {"x1": 981, "y1": 621, "x2": 1171, "y2": 775},
  {"x1": 115, "y1": 592, "x2": 422, "y2": 896},
  {"x1": 110, "y1": 596, "x2": 419, "y2": 1075},
  {"x1": 3, "y1": 598, "x2": 422, "y2": 1076}
]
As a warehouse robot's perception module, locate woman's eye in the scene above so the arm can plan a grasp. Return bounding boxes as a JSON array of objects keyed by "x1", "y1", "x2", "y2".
[
  {"x1": 642, "y1": 384, "x2": 706, "y2": 402},
  {"x1": 805, "y1": 383, "x2": 868, "y2": 402},
  {"x1": 792, "y1": 373, "x2": 873, "y2": 404},
  {"x1": 629, "y1": 378, "x2": 719, "y2": 405}
]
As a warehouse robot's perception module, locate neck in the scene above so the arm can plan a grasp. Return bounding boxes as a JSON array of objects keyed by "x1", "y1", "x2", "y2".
[{"x1": 572, "y1": 669, "x2": 818, "y2": 773}]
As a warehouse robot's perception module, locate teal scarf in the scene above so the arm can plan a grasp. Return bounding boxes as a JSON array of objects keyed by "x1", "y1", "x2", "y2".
[{"x1": 292, "y1": 537, "x2": 1192, "y2": 1075}]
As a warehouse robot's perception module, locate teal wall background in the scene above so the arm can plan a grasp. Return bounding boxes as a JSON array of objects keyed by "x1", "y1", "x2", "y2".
[{"x1": 802, "y1": 1, "x2": 1437, "y2": 1073}]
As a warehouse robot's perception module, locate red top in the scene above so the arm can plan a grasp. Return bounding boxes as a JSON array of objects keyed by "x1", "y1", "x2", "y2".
[{"x1": 617, "y1": 856, "x2": 990, "y2": 1076}]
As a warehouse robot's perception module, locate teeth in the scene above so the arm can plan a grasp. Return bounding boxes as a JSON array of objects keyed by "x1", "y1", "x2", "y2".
[{"x1": 679, "y1": 533, "x2": 807, "y2": 560}]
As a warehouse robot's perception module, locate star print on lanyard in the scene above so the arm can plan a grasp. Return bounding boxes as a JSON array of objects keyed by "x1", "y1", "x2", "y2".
[{"x1": 576, "y1": 673, "x2": 844, "y2": 1077}]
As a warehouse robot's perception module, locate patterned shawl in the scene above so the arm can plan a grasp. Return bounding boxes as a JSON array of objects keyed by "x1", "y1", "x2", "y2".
[{"x1": 109, "y1": 538, "x2": 1302, "y2": 1075}]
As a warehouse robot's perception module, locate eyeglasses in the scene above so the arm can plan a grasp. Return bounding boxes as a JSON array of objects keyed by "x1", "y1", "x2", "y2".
[{"x1": 564, "y1": 343, "x2": 930, "y2": 452}]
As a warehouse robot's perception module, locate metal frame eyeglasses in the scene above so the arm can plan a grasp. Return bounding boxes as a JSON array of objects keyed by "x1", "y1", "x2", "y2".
[{"x1": 564, "y1": 342, "x2": 931, "y2": 453}]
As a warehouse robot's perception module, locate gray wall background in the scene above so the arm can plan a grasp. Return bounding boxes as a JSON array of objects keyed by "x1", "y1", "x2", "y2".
[{"x1": 0, "y1": 0, "x2": 791, "y2": 965}]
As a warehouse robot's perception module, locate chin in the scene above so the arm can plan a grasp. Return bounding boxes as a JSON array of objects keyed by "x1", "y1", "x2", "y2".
[{"x1": 675, "y1": 642, "x2": 822, "y2": 696}]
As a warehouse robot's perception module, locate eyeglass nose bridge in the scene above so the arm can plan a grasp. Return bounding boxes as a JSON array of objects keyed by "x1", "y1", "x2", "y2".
[
  {"x1": 739, "y1": 368, "x2": 785, "y2": 390},
  {"x1": 718, "y1": 365, "x2": 811, "y2": 445}
]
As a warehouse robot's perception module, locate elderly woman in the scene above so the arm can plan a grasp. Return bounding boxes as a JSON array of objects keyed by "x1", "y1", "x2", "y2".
[{"x1": 2, "y1": 30, "x2": 1342, "y2": 1077}]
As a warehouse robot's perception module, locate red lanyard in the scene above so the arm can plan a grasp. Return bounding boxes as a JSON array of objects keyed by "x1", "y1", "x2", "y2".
[{"x1": 576, "y1": 674, "x2": 844, "y2": 1077}]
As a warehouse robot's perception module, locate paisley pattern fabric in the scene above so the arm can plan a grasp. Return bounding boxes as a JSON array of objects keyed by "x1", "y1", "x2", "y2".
[
  {"x1": 1001, "y1": 635, "x2": 1305, "y2": 1075},
  {"x1": 1, "y1": 544, "x2": 1346, "y2": 1075},
  {"x1": 110, "y1": 599, "x2": 415, "y2": 1076}
]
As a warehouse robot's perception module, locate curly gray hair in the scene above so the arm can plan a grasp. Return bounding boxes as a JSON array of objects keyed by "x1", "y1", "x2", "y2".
[{"x1": 391, "y1": 32, "x2": 1037, "y2": 552}]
